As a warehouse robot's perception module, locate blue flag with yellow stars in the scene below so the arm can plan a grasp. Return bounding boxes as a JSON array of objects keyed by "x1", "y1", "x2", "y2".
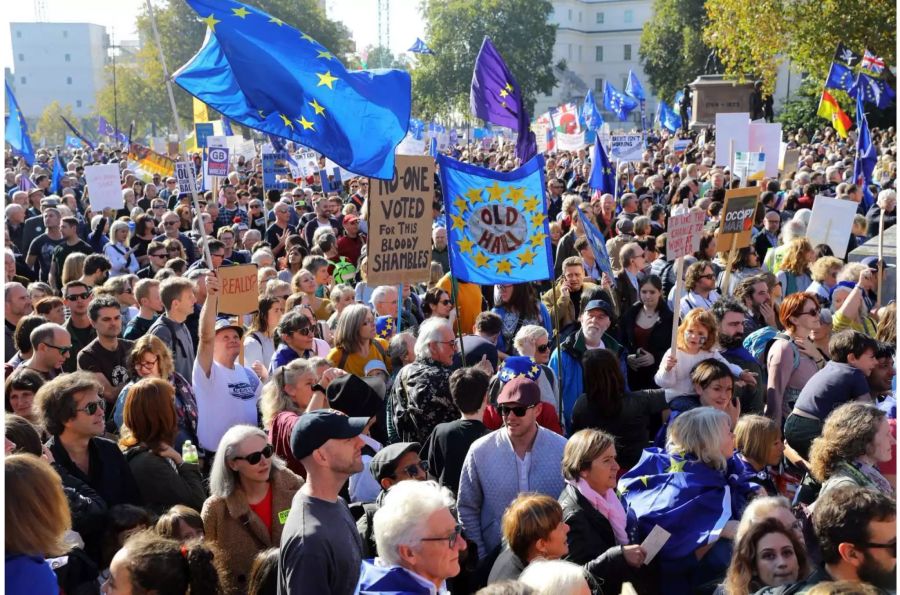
[
  {"x1": 825, "y1": 61, "x2": 855, "y2": 93},
  {"x1": 575, "y1": 205, "x2": 614, "y2": 284},
  {"x1": 173, "y1": 0, "x2": 411, "y2": 180},
  {"x1": 603, "y1": 81, "x2": 638, "y2": 121},
  {"x1": 849, "y1": 71, "x2": 896, "y2": 109},
  {"x1": 589, "y1": 133, "x2": 615, "y2": 194},
  {"x1": 5, "y1": 81, "x2": 35, "y2": 165},
  {"x1": 438, "y1": 153, "x2": 552, "y2": 285}
]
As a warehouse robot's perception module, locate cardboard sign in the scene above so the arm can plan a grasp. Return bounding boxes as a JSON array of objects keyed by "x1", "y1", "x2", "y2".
[
  {"x1": 366, "y1": 155, "x2": 435, "y2": 285},
  {"x1": 715, "y1": 113, "x2": 750, "y2": 167},
  {"x1": 84, "y1": 163, "x2": 123, "y2": 212},
  {"x1": 807, "y1": 195, "x2": 858, "y2": 258},
  {"x1": 609, "y1": 134, "x2": 644, "y2": 161},
  {"x1": 262, "y1": 152, "x2": 291, "y2": 190},
  {"x1": 781, "y1": 149, "x2": 800, "y2": 179},
  {"x1": 217, "y1": 264, "x2": 260, "y2": 315},
  {"x1": 734, "y1": 151, "x2": 766, "y2": 182},
  {"x1": 174, "y1": 162, "x2": 200, "y2": 194},
  {"x1": 207, "y1": 147, "x2": 230, "y2": 177},
  {"x1": 718, "y1": 187, "x2": 761, "y2": 249},
  {"x1": 667, "y1": 210, "x2": 707, "y2": 260},
  {"x1": 195, "y1": 123, "x2": 214, "y2": 148},
  {"x1": 748, "y1": 122, "x2": 782, "y2": 177}
]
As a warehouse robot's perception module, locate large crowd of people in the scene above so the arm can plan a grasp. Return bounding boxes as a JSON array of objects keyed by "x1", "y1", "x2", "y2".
[{"x1": 3, "y1": 121, "x2": 897, "y2": 595}]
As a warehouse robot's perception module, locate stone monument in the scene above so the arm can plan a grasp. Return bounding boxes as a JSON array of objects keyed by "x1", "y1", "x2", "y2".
[{"x1": 689, "y1": 75, "x2": 756, "y2": 128}]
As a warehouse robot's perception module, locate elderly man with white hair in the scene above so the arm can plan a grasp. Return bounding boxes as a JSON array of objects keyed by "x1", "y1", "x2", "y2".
[
  {"x1": 866, "y1": 188, "x2": 896, "y2": 237},
  {"x1": 356, "y1": 480, "x2": 467, "y2": 594},
  {"x1": 6, "y1": 203, "x2": 27, "y2": 253}
]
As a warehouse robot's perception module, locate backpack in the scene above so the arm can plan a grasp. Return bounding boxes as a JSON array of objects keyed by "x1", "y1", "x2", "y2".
[{"x1": 743, "y1": 327, "x2": 800, "y2": 370}]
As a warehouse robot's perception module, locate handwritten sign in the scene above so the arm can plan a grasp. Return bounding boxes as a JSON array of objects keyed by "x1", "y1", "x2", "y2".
[
  {"x1": 609, "y1": 134, "x2": 644, "y2": 161},
  {"x1": 207, "y1": 147, "x2": 230, "y2": 177},
  {"x1": 666, "y1": 210, "x2": 706, "y2": 260},
  {"x1": 217, "y1": 264, "x2": 259, "y2": 315},
  {"x1": 718, "y1": 187, "x2": 761, "y2": 249},
  {"x1": 174, "y1": 162, "x2": 200, "y2": 194},
  {"x1": 366, "y1": 155, "x2": 435, "y2": 285},
  {"x1": 84, "y1": 163, "x2": 123, "y2": 212}
]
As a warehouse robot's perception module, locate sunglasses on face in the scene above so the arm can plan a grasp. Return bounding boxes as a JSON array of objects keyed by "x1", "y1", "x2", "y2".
[
  {"x1": 150, "y1": 252, "x2": 167, "y2": 258},
  {"x1": 398, "y1": 460, "x2": 429, "y2": 477},
  {"x1": 66, "y1": 292, "x2": 91, "y2": 301},
  {"x1": 798, "y1": 308, "x2": 821, "y2": 317},
  {"x1": 233, "y1": 444, "x2": 274, "y2": 465},
  {"x1": 76, "y1": 399, "x2": 106, "y2": 415},
  {"x1": 291, "y1": 326, "x2": 313, "y2": 336},
  {"x1": 498, "y1": 404, "x2": 536, "y2": 417},
  {"x1": 536, "y1": 343, "x2": 551, "y2": 353}
]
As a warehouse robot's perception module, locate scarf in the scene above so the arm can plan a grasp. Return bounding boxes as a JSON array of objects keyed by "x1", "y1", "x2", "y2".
[{"x1": 569, "y1": 478, "x2": 628, "y2": 545}]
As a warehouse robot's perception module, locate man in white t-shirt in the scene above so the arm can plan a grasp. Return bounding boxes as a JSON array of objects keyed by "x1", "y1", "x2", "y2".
[{"x1": 192, "y1": 273, "x2": 261, "y2": 453}]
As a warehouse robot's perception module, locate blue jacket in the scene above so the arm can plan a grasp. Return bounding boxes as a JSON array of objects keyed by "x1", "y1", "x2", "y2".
[
  {"x1": 549, "y1": 329, "x2": 626, "y2": 432},
  {"x1": 5, "y1": 554, "x2": 57, "y2": 595},
  {"x1": 355, "y1": 560, "x2": 437, "y2": 594}
]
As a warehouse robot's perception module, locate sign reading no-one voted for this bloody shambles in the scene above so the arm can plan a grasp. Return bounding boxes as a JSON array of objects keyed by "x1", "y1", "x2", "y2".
[{"x1": 366, "y1": 155, "x2": 435, "y2": 286}]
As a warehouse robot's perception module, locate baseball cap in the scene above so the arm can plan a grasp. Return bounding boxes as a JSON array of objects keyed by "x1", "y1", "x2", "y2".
[
  {"x1": 584, "y1": 299, "x2": 614, "y2": 317},
  {"x1": 343, "y1": 214, "x2": 360, "y2": 225},
  {"x1": 214, "y1": 317, "x2": 245, "y2": 338},
  {"x1": 861, "y1": 256, "x2": 883, "y2": 271},
  {"x1": 40, "y1": 196, "x2": 60, "y2": 207},
  {"x1": 290, "y1": 409, "x2": 371, "y2": 460},
  {"x1": 496, "y1": 377, "x2": 541, "y2": 407},
  {"x1": 368, "y1": 442, "x2": 421, "y2": 482}
]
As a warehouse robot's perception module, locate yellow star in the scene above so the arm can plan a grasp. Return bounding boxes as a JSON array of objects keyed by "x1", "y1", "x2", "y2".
[
  {"x1": 518, "y1": 249, "x2": 537, "y2": 266},
  {"x1": 486, "y1": 181, "x2": 505, "y2": 201},
  {"x1": 269, "y1": 16, "x2": 285, "y2": 26},
  {"x1": 231, "y1": 6, "x2": 250, "y2": 18},
  {"x1": 200, "y1": 13, "x2": 221, "y2": 31},
  {"x1": 317, "y1": 50, "x2": 335, "y2": 60},
  {"x1": 522, "y1": 197, "x2": 540, "y2": 213},
  {"x1": 666, "y1": 457, "x2": 686, "y2": 474},
  {"x1": 496, "y1": 259, "x2": 513, "y2": 275},
  {"x1": 531, "y1": 213, "x2": 546, "y2": 227},
  {"x1": 465, "y1": 188, "x2": 484, "y2": 204},
  {"x1": 501, "y1": 101, "x2": 507, "y2": 108},
  {"x1": 257, "y1": 109, "x2": 266, "y2": 118},
  {"x1": 505, "y1": 82, "x2": 513, "y2": 92},
  {"x1": 450, "y1": 213, "x2": 466, "y2": 232},
  {"x1": 639, "y1": 475, "x2": 650, "y2": 486},
  {"x1": 278, "y1": 113, "x2": 294, "y2": 129},
  {"x1": 453, "y1": 196, "x2": 468, "y2": 213},
  {"x1": 507, "y1": 186, "x2": 526, "y2": 202},
  {"x1": 499, "y1": 88, "x2": 509, "y2": 98},
  {"x1": 296, "y1": 116, "x2": 315, "y2": 131},
  {"x1": 301, "y1": 32, "x2": 316, "y2": 43},
  {"x1": 474, "y1": 252, "x2": 490, "y2": 268},
  {"x1": 316, "y1": 71, "x2": 338, "y2": 89},
  {"x1": 530, "y1": 365, "x2": 540, "y2": 375},
  {"x1": 308, "y1": 99, "x2": 326, "y2": 117},
  {"x1": 457, "y1": 236, "x2": 474, "y2": 255},
  {"x1": 530, "y1": 231, "x2": 547, "y2": 247}
]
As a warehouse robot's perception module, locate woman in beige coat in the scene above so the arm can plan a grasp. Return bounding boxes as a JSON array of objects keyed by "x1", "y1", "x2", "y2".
[{"x1": 202, "y1": 425, "x2": 303, "y2": 593}]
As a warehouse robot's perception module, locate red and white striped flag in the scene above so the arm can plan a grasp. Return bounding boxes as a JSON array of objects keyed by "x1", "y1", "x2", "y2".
[{"x1": 861, "y1": 49, "x2": 885, "y2": 75}]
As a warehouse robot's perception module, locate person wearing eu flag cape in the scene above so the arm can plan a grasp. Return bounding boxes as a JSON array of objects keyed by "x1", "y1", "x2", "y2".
[{"x1": 619, "y1": 407, "x2": 758, "y2": 595}]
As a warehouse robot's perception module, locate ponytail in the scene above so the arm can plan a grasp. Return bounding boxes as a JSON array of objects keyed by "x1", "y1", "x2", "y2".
[
  {"x1": 119, "y1": 530, "x2": 227, "y2": 594},
  {"x1": 183, "y1": 539, "x2": 227, "y2": 595}
]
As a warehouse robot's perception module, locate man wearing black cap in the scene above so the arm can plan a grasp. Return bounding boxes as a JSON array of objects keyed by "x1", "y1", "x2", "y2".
[{"x1": 278, "y1": 410, "x2": 369, "y2": 595}]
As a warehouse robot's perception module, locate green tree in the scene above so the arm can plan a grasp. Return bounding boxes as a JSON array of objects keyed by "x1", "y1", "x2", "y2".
[
  {"x1": 364, "y1": 46, "x2": 410, "y2": 70},
  {"x1": 639, "y1": 0, "x2": 710, "y2": 102},
  {"x1": 411, "y1": 0, "x2": 557, "y2": 120},
  {"x1": 704, "y1": 0, "x2": 896, "y2": 95},
  {"x1": 776, "y1": 80, "x2": 827, "y2": 133},
  {"x1": 93, "y1": 0, "x2": 353, "y2": 135},
  {"x1": 34, "y1": 101, "x2": 79, "y2": 147}
]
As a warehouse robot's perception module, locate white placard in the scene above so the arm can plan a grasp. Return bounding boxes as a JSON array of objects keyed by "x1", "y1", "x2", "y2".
[
  {"x1": 807, "y1": 195, "x2": 858, "y2": 258},
  {"x1": 396, "y1": 133, "x2": 426, "y2": 156},
  {"x1": 84, "y1": 163, "x2": 123, "y2": 212},
  {"x1": 715, "y1": 113, "x2": 750, "y2": 167},
  {"x1": 734, "y1": 152, "x2": 766, "y2": 182},
  {"x1": 609, "y1": 134, "x2": 645, "y2": 161},
  {"x1": 640, "y1": 524, "x2": 672, "y2": 565},
  {"x1": 174, "y1": 162, "x2": 199, "y2": 194},
  {"x1": 748, "y1": 122, "x2": 782, "y2": 177},
  {"x1": 556, "y1": 131, "x2": 586, "y2": 152}
]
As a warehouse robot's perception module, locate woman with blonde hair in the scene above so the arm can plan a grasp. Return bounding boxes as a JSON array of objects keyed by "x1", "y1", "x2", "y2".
[
  {"x1": 105, "y1": 219, "x2": 140, "y2": 277},
  {"x1": 807, "y1": 256, "x2": 843, "y2": 308},
  {"x1": 163, "y1": 237, "x2": 187, "y2": 261},
  {"x1": 327, "y1": 303, "x2": 391, "y2": 377},
  {"x1": 732, "y1": 415, "x2": 784, "y2": 496},
  {"x1": 291, "y1": 268, "x2": 333, "y2": 321},
  {"x1": 776, "y1": 238, "x2": 814, "y2": 297},
  {"x1": 61, "y1": 251, "x2": 87, "y2": 287},
  {"x1": 874, "y1": 301, "x2": 895, "y2": 343},
  {"x1": 6, "y1": 454, "x2": 71, "y2": 594}
]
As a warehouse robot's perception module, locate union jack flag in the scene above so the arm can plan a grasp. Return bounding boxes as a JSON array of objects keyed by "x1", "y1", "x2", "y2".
[{"x1": 861, "y1": 49, "x2": 885, "y2": 75}]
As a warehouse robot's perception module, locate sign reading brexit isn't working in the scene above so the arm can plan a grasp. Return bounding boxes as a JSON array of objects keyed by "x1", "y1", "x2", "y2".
[{"x1": 366, "y1": 155, "x2": 436, "y2": 285}]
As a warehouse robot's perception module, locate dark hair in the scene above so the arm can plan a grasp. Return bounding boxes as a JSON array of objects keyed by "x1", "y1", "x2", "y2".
[
  {"x1": 5, "y1": 414, "x2": 43, "y2": 456},
  {"x1": 685, "y1": 260, "x2": 714, "y2": 292},
  {"x1": 247, "y1": 547, "x2": 279, "y2": 595},
  {"x1": 88, "y1": 295, "x2": 121, "y2": 322},
  {"x1": 207, "y1": 239, "x2": 225, "y2": 254},
  {"x1": 734, "y1": 274, "x2": 769, "y2": 305},
  {"x1": 725, "y1": 517, "x2": 810, "y2": 595},
  {"x1": 874, "y1": 341, "x2": 895, "y2": 360},
  {"x1": 83, "y1": 254, "x2": 111, "y2": 276},
  {"x1": 449, "y1": 367, "x2": 490, "y2": 414},
  {"x1": 814, "y1": 244, "x2": 834, "y2": 259},
  {"x1": 638, "y1": 274, "x2": 665, "y2": 312},
  {"x1": 5, "y1": 367, "x2": 44, "y2": 415},
  {"x1": 100, "y1": 505, "x2": 154, "y2": 569},
  {"x1": 711, "y1": 297, "x2": 747, "y2": 323},
  {"x1": 499, "y1": 283, "x2": 540, "y2": 320},
  {"x1": 134, "y1": 214, "x2": 155, "y2": 238},
  {"x1": 36, "y1": 371, "x2": 102, "y2": 436},
  {"x1": 116, "y1": 530, "x2": 226, "y2": 595},
  {"x1": 249, "y1": 296, "x2": 282, "y2": 335},
  {"x1": 13, "y1": 314, "x2": 48, "y2": 354},
  {"x1": 278, "y1": 310, "x2": 311, "y2": 336},
  {"x1": 690, "y1": 359, "x2": 733, "y2": 389},
  {"x1": 829, "y1": 330, "x2": 878, "y2": 363},
  {"x1": 422, "y1": 286, "x2": 450, "y2": 318},
  {"x1": 582, "y1": 349, "x2": 625, "y2": 417},
  {"x1": 813, "y1": 486, "x2": 896, "y2": 565},
  {"x1": 155, "y1": 504, "x2": 205, "y2": 541},
  {"x1": 474, "y1": 311, "x2": 503, "y2": 335}
]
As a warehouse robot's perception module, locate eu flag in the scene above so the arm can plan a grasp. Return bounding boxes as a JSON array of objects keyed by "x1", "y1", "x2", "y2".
[
  {"x1": 5, "y1": 82, "x2": 35, "y2": 165},
  {"x1": 849, "y1": 72, "x2": 896, "y2": 109},
  {"x1": 61, "y1": 116, "x2": 94, "y2": 150},
  {"x1": 438, "y1": 153, "x2": 553, "y2": 285},
  {"x1": 470, "y1": 36, "x2": 536, "y2": 162},
  {"x1": 408, "y1": 38, "x2": 434, "y2": 55},
  {"x1": 825, "y1": 62, "x2": 855, "y2": 92},
  {"x1": 657, "y1": 100, "x2": 681, "y2": 133},
  {"x1": 603, "y1": 81, "x2": 638, "y2": 121},
  {"x1": 625, "y1": 70, "x2": 646, "y2": 101},
  {"x1": 173, "y1": 0, "x2": 411, "y2": 180},
  {"x1": 853, "y1": 95, "x2": 877, "y2": 211},
  {"x1": 589, "y1": 133, "x2": 615, "y2": 194},
  {"x1": 575, "y1": 204, "x2": 614, "y2": 284},
  {"x1": 582, "y1": 89, "x2": 604, "y2": 131},
  {"x1": 51, "y1": 151, "x2": 65, "y2": 194}
]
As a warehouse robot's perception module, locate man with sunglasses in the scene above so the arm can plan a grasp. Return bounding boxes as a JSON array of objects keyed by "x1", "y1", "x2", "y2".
[
  {"x1": 678, "y1": 260, "x2": 721, "y2": 318},
  {"x1": 21, "y1": 323, "x2": 71, "y2": 380},
  {"x1": 136, "y1": 241, "x2": 168, "y2": 279},
  {"x1": 62, "y1": 280, "x2": 97, "y2": 374},
  {"x1": 457, "y1": 377, "x2": 567, "y2": 564},
  {"x1": 154, "y1": 211, "x2": 197, "y2": 264}
]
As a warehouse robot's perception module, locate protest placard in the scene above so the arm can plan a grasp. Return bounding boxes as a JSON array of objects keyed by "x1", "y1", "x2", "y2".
[
  {"x1": 609, "y1": 134, "x2": 644, "y2": 161},
  {"x1": 734, "y1": 152, "x2": 766, "y2": 183},
  {"x1": 195, "y1": 123, "x2": 214, "y2": 148},
  {"x1": 295, "y1": 149, "x2": 319, "y2": 178},
  {"x1": 666, "y1": 210, "x2": 706, "y2": 260},
  {"x1": 396, "y1": 133, "x2": 426, "y2": 156},
  {"x1": 217, "y1": 264, "x2": 260, "y2": 315},
  {"x1": 748, "y1": 122, "x2": 782, "y2": 177},
  {"x1": 781, "y1": 149, "x2": 800, "y2": 179},
  {"x1": 174, "y1": 162, "x2": 200, "y2": 194},
  {"x1": 718, "y1": 187, "x2": 761, "y2": 250},
  {"x1": 84, "y1": 163, "x2": 123, "y2": 212},
  {"x1": 262, "y1": 152, "x2": 291, "y2": 190},
  {"x1": 807, "y1": 195, "x2": 858, "y2": 258},
  {"x1": 366, "y1": 155, "x2": 435, "y2": 285},
  {"x1": 715, "y1": 113, "x2": 750, "y2": 167},
  {"x1": 556, "y1": 131, "x2": 586, "y2": 152},
  {"x1": 207, "y1": 147, "x2": 230, "y2": 177}
]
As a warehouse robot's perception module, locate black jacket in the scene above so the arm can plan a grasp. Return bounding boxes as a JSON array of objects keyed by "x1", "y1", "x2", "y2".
[
  {"x1": 487, "y1": 547, "x2": 527, "y2": 584},
  {"x1": 620, "y1": 302, "x2": 674, "y2": 391}
]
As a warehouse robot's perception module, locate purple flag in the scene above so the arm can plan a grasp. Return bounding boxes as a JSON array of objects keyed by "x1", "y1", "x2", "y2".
[{"x1": 470, "y1": 36, "x2": 535, "y2": 162}]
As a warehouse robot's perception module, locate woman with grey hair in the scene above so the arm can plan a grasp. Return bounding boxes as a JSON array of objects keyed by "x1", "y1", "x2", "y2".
[
  {"x1": 104, "y1": 220, "x2": 139, "y2": 277},
  {"x1": 202, "y1": 424, "x2": 302, "y2": 594},
  {"x1": 327, "y1": 303, "x2": 390, "y2": 377}
]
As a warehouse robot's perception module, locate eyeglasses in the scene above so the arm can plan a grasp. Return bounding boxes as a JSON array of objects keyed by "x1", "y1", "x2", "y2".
[
  {"x1": 798, "y1": 308, "x2": 821, "y2": 318},
  {"x1": 290, "y1": 326, "x2": 313, "y2": 336},
  {"x1": 65, "y1": 292, "x2": 92, "y2": 301},
  {"x1": 398, "y1": 460, "x2": 429, "y2": 477},
  {"x1": 42, "y1": 342, "x2": 73, "y2": 355},
  {"x1": 698, "y1": 274, "x2": 715, "y2": 280},
  {"x1": 498, "y1": 404, "x2": 536, "y2": 417},
  {"x1": 76, "y1": 399, "x2": 106, "y2": 415},
  {"x1": 150, "y1": 252, "x2": 167, "y2": 258},
  {"x1": 164, "y1": 220, "x2": 179, "y2": 226},
  {"x1": 233, "y1": 444, "x2": 275, "y2": 465},
  {"x1": 420, "y1": 523, "x2": 463, "y2": 549},
  {"x1": 536, "y1": 343, "x2": 551, "y2": 353},
  {"x1": 434, "y1": 339, "x2": 458, "y2": 349},
  {"x1": 136, "y1": 357, "x2": 158, "y2": 370},
  {"x1": 856, "y1": 541, "x2": 897, "y2": 558}
]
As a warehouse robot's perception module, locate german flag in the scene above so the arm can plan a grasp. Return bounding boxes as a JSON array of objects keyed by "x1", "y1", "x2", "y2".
[{"x1": 817, "y1": 90, "x2": 852, "y2": 139}]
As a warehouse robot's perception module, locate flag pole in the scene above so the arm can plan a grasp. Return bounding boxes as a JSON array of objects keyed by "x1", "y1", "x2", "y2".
[
  {"x1": 144, "y1": 0, "x2": 213, "y2": 271},
  {"x1": 877, "y1": 210, "x2": 885, "y2": 307},
  {"x1": 550, "y1": 280, "x2": 564, "y2": 430}
]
